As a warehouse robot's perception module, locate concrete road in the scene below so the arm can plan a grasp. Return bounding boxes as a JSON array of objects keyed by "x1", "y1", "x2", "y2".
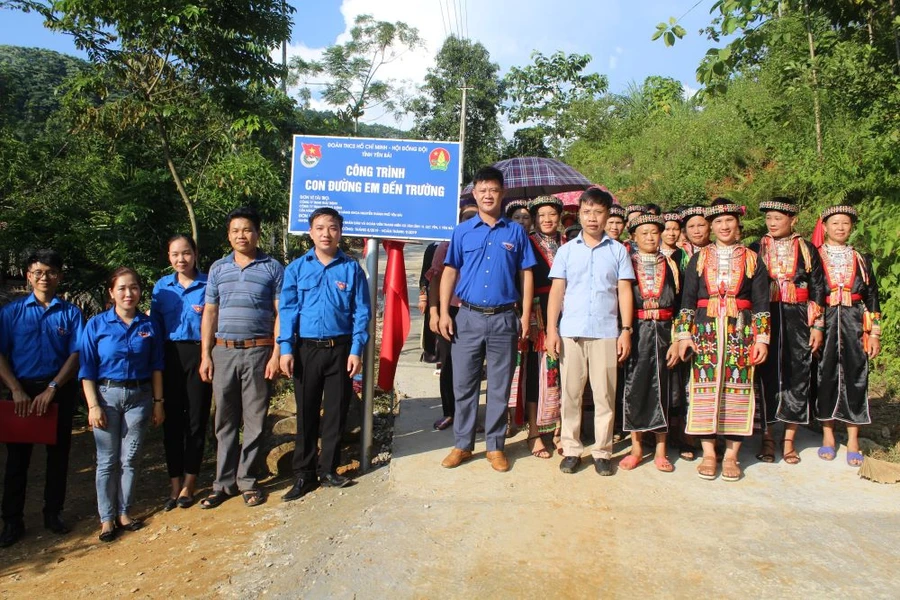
[{"x1": 225, "y1": 243, "x2": 900, "y2": 600}]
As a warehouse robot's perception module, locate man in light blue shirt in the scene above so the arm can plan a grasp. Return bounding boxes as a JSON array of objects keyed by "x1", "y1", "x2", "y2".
[{"x1": 546, "y1": 188, "x2": 635, "y2": 476}]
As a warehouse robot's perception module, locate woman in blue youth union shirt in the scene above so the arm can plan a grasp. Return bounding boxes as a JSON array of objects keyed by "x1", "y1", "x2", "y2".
[
  {"x1": 151, "y1": 235, "x2": 212, "y2": 511},
  {"x1": 80, "y1": 267, "x2": 165, "y2": 543}
]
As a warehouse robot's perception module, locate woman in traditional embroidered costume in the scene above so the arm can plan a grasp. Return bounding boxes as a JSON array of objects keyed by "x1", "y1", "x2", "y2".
[
  {"x1": 661, "y1": 211, "x2": 690, "y2": 272},
  {"x1": 517, "y1": 196, "x2": 565, "y2": 459},
  {"x1": 675, "y1": 199, "x2": 771, "y2": 481},
  {"x1": 749, "y1": 199, "x2": 825, "y2": 464},
  {"x1": 679, "y1": 205, "x2": 711, "y2": 257},
  {"x1": 619, "y1": 215, "x2": 681, "y2": 472},
  {"x1": 815, "y1": 205, "x2": 881, "y2": 466},
  {"x1": 605, "y1": 204, "x2": 627, "y2": 242}
]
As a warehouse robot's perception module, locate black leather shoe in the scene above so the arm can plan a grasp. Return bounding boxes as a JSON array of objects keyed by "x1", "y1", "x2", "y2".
[
  {"x1": 43, "y1": 513, "x2": 71, "y2": 535},
  {"x1": 594, "y1": 457, "x2": 613, "y2": 476},
  {"x1": 163, "y1": 498, "x2": 178, "y2": 512},
  {"x1": 559, "y1": 455, "x2": 581, "y2": 474},
  {"x1": 116, "y1": 518, "x2": 144, "y2": 532},
  {"x1": 283, "y1": 477, "x2": 319, "y2": 502},
  {"x1": 320, "y1": 472, "x2": 352, "y2": 488},
  {"x1": 99, "y1": 528, "x2": 117, "y2": 543},
  {"x1": 0, "y1": 520, "x2": 24, "y2": 547}
]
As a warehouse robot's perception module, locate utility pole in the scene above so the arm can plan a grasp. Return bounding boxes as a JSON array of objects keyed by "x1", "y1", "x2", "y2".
[{"x1": 458, "y1": 78, "x2": 472, "y2": 189}]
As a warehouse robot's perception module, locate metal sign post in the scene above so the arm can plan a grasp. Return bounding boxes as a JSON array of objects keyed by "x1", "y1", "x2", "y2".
[{"x1": 361, "y1": 237, "x2": 379, "y2": 473}]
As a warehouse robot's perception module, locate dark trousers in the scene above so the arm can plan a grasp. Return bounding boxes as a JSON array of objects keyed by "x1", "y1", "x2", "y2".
[
  {"x1": 451, "y1": 307, "x2": 518, "y2": 452},
  {"x1": 163, "y1": 342, "x2": 213, "y2": 478},
  {"x1": 292, "y1": 340, "x2": 352, "y2": 477},
  {"x1": 436, "y1": 306, "x2": 458, "y2": 418},
  {"x1": 2, "y1": 379, "x2": 76, "y2": 523}
]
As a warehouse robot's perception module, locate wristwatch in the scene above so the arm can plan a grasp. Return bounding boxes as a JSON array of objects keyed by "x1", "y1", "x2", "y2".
[
  {"x1": 48, "y1": 381, "x2": 59, "y2": 390},
  {"x1": 153, "y1": 397, "x2": 165, "y2": 404},
  {"x1": 620, "y1": 326, "x2": 633, "y2": 333}
]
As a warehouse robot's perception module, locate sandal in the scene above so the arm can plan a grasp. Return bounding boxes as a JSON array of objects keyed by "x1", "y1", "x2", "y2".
[
  {"x1": 817, "y1": 446, "x2": 836, "y2": 461},
  {"x1": 721, "y1": 457, "x2": 742, "y2": 482},
  {"x1": 527, "y1": 435, "x2": 552, "y2": 459},
  {"x1": 200, "y1": 490, "x2": 232, "y2": 510},
  {"x1": 619, "y1": 454, "x2": 641, "y2": 470},
  {"x1": 433, "y1": 416, "x2": 453, "y2": 431},
  {"x1": 678, "y1": 443, "x2": 697, "y2": 461},
  {"x1": 782, "y1": 440, "x2": 801, "y2": 465},
  {"x1": 755, "y1": 438, "x2": 776, "y2": 463},
  {"x1": 654, "y1": 456, "x2": 674, "y2": 472},
  {"x1": 846, "y1": 451, "x2": 864, "y2": 467},
  {"x1": 242, "y1": 489, "x2": 267, "y2": 507},
  {"x1": 697, "y1": 456, "x2": 717, "y2": 480}
]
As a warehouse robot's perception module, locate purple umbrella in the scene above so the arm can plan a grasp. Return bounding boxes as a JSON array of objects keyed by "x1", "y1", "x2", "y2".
[{"x1": 460, "y1": 157, "x2": 592, "y2": 200}]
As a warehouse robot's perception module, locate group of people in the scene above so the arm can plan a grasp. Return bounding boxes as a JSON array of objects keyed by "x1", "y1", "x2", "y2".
[
  {"x1": 0, "y1": 168, "x2": 882, "y2": 548},
  {"x1": 0, "y1": 206, "x2": 370, "y2": 547},
  {"x1": 427, "y1": 166, "x2": 881, "y2": 483}
]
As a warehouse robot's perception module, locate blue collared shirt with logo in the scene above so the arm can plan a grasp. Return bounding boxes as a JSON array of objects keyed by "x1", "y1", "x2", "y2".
[
  {"x1": 0, "y1": 294, "x2": 84, "y2": 380},
  {"x1": 277, "y1": 249, "x2": 371, "y2": 357},
  {"x1": 150, "y1": 272, "x2": 207, "y2": 342},
  {"x1": 444, "y1": 215, "x2": 537, "y2": 306},
  {"x1": 78, "y1": 308, "x2": 165, "y2": 381}
]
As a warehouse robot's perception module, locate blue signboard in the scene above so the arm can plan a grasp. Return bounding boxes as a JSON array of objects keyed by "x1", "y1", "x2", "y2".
[{"x1": 289, "y1": 135, "x2": 461, "y2": 241}]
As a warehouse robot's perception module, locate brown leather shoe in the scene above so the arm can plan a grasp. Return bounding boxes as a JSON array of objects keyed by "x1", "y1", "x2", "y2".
[
  {"x1": 441, "y1": 448, "x2": 473, "y2": 468},
  {"x1": 486, "y1": 450, "x2": 509, "y2": 472}
]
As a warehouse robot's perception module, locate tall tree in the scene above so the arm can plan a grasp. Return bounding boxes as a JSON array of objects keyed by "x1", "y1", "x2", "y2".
[
  {"x1": 3, "y1": 0, "x2": 293, "y2": 248},
  {"x1": 291, "y1": 14, "x2": 421, "y2": 135},
  {"x1": 503, "y1": 51, "x2": 608, "y2": 155},
  {"x1": 407, "y1": 35, "x2": 503, "y2": 183}
]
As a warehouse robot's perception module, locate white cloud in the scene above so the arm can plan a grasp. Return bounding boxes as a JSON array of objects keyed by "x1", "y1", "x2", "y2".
[
  {"x1": 286, "y1": 1, "x2": 623, "y2": 129},
  {"x1": 608, "y1": 55, "x2": 619, "y2": 70},
  {"x1": 683, "y1": 82, "x2": 699, "y2": 99}
]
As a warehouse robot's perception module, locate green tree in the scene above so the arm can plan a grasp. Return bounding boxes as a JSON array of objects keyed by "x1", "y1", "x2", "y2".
[
  {"x1": 291, "y1": 14, "x2": 422, "y2": 135},
  {"x1": 407, "y1": 35, "x2": 503, "y2": 182},
  {"x1": 4, "y1": 0, "x2": 293, "y2": 249},
  {"x1": 503, "y1": 51, "x2": 608, "y2": 155}
]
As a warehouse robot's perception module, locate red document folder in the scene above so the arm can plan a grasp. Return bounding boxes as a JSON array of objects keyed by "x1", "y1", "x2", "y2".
[{"x1": 0, "y1": 402, "x2": 58, "y2": 445}]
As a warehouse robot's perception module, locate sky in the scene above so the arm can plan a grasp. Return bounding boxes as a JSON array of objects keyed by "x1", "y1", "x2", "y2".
[{"x1": 0, "y1": 1, "x2": 725, "y2": 134}]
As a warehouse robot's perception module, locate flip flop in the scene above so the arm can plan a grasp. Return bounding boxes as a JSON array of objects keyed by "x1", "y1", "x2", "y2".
[
  {"x1": 432, "y1": 416, "x2": 453, "y2": 431},
  {"x1": 846, "y1": 451, "x2": 864, "y2": 467},
  {"x1": 817, "y1": 446, "x2": 836, "y2": 461}
]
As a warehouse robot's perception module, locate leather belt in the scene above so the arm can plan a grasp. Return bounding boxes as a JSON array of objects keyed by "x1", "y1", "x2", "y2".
[
  {"x1": 99, "y1": 378, "x2": 151, "y2": 389},
  {"x1": 215, "y1": 338, "x2": 275, "y2": 349},
  {"x1": 459, "y1": 300, "x2": 516, "y2": 315},
  {"x1": 300, "y1": 335, "x2": 352, "y2": 348}
]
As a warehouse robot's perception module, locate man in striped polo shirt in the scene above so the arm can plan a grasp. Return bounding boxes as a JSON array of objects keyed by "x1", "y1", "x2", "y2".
[{"x1": 199, "y1": 207, "x2": 284, "y2": 508}]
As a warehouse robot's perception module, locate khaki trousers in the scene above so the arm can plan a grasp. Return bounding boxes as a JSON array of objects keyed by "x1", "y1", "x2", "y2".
[{"x1": 560, "y1": 337, "x2": 618, "y2": 460}]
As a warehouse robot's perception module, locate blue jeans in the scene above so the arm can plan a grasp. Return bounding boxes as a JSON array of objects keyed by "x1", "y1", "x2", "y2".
[{"x1": 92, "y1": 384, "x2": 152, "y2": 522}]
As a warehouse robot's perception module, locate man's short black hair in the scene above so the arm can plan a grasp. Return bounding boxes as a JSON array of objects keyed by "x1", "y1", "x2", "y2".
[
  {"x1": 472, "y1": 166, "x2": 504, "y2": 188},
  {"x1": 646, "y1": 203, "x2": 662, "y2": 216},
  {"x1": 25, "y1": 249, "x2": 62, "y2": 271},
  {"x1": 227, "y1": 206, "x2": 261, "y2": 232},
  {"x1": 579, "y1": 188, "x2": 614, "y2": 209},
  {"x1": 308, "y1": 207, "x2": 344, "y2": 229}
]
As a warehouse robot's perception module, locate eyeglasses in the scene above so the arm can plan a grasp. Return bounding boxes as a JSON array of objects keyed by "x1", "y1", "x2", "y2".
[{"x1": 29, "y1": 270, "x2": 60, "y2": 280}]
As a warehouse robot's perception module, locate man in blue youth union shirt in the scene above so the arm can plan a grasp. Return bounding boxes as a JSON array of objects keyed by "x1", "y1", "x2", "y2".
[
  {"x1": 438, "y1": 166, "x2": 536, "y2": 473},
  {"x1": 278, "y1": 207, "x2": 371, "y2": 501},
  {"x1": 0, "y1": 250, "x2": 84, "y2": 547}
]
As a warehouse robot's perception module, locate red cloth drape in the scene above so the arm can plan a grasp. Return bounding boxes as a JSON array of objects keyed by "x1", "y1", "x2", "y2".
[
  {"x1": 812, "y1": 218, "x2": 825, "y2": 248},
  {"x1": 377, "y1": 241, "x2": 410, "y2": 391}
]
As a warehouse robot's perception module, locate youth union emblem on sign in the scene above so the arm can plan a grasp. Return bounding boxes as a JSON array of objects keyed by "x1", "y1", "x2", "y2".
[
  {"x1": 301, "y1": 143, "x2": 322, "y2": 168},
  {"x1": 429, "y1": 147, "x2": 451, "y2": 171}
]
